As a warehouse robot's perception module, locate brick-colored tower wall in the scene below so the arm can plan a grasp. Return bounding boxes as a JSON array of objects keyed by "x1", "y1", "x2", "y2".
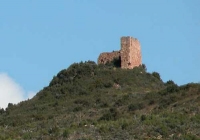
[
  {"x1": 129, "y1": 37, "x2": 142, "y2": 68},
  {"x1": 121, "y1": 36, "x2": 142, "y2": 69},
  {"x1": 120, "y1": 37, "x2": 131, "y2": 69},
  {"x1": 98, "y1": 51, "x2": 120, "y2": 64}
]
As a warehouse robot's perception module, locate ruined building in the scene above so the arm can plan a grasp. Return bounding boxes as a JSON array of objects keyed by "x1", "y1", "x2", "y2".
[{"x1": 98, "y1": 36, "x2": 142, "y2": 69}]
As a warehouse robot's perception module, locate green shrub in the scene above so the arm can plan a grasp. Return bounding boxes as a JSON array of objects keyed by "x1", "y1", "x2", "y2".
[
  {"x1": 128, "y1": 103, "x2": 144, "y2": 111},
  {"x1": 140, "y1": 115, "x2": 147, "y2": 121},
  {"x1": 152, "y1": 72, "x2": 161, "y2": 80},
  {"x1": 62, "y1": 129, "x2": 70, "y2": 138},
  {"x1": 73, "y1": 106, "x2": 83, "y2": 112},
  {"x1": 99, "y1": 108, "x2": 119, "y2": 121},
  {"x1": 48, "y1": 126, "x2": 60, "y2": 136},
  {"x1": 74, "y1": 99, "x2": 90, "y2": 107},
  {"x1": 182, "y1": 134, "x2": 199, "y2": 140}
]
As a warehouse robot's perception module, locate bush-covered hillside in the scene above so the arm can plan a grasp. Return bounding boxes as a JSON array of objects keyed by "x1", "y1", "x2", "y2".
[{"x1": 0, "y1": 61, "x2": 200, "y2": 140}]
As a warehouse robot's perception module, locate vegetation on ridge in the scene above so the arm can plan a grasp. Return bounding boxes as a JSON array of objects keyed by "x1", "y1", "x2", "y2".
[{"x1": 0, "y1": 61, "x2": 200, "y2": 139}]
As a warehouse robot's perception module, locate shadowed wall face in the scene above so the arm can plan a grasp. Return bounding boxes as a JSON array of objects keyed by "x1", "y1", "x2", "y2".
[{"x1": 98, "y1": 36, "x2": 142, "y2": 69}]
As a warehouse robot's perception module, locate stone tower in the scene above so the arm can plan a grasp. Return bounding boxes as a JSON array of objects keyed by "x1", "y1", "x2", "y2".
[
  {"x1": 98, "y1": 36, "x2": 142, "y2": 69},
  {"x1": 120, "y1": 36, "x2": 142, "y2": 69}
]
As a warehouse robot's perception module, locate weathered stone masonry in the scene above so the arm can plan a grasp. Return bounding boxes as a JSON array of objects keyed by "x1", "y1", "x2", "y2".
[{"x1": 98, "y1": 36, "x2": 142, "y2": 69}]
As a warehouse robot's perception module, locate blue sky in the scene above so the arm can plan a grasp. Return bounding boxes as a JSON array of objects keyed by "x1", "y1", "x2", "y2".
[{"x1": 0, "y1": 0, "x2": 199, "y2": 108}]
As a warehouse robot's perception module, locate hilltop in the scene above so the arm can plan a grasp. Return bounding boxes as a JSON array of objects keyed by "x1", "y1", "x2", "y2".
[{"x1": 0, "y1": 61, "x2": 200, "y2": 139}]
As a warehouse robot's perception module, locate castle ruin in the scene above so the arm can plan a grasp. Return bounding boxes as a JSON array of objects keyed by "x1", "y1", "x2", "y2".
[{"x1": 98, "y1": 36, "x2": 142, "y2": 69}]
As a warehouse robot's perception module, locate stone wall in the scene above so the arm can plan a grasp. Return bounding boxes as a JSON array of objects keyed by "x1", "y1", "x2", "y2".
[
  {"x1": 129, "y1": 37, "x2": 142, "y2": 68},
  {"x1": 98, "y1": 51, "x2": 120, "y2": 64},
  {"x1": 121, "y1": 37, "x2": 142, "y2": 69},
  {"x1": 98, "y1": 36, "x2": 142, "y2": 69},
  {"x1": 121, "y1": 37, "x2": 131, "y2": 69}
]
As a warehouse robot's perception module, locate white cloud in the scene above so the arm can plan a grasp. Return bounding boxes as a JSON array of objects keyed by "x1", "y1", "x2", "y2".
[{"x1": 0, "y1": 73, "x2": 36, "y2": 109}]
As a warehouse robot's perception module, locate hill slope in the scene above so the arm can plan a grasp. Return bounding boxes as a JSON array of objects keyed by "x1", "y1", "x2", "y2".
[{"x1": 0, "y1": 61, "x2": 200, "y2": 140}]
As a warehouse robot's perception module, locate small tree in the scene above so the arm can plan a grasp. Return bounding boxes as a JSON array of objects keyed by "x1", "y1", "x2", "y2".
[
  {"x1": 152, "y1": 72, "x2": 161, "y2": 80},
  {"x1": 7, "y1": 103, "x2": 14, "y2": 109},
  {"x1": 142, "y1": 64, "x2": 147, "y2": 72},
  {"x1": 0, "y1": 108, "x2": 4, "y2": 114},
  {"x1": 165, "y1": 80, "x2": 176, "y2": 86}
]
